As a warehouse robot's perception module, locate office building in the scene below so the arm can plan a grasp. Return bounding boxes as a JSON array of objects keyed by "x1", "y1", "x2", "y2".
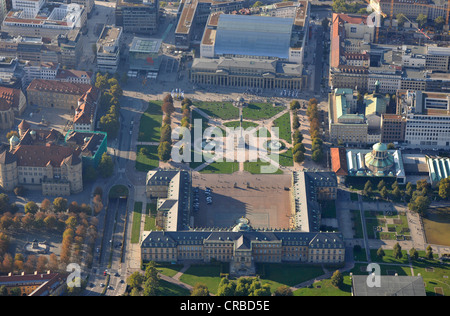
[
  {"x1": 96, "y1": 25, "x2": 123, "y2": 73},
  {"x1": 115, "y1": 0, "x2": 159, "y2": 34}
]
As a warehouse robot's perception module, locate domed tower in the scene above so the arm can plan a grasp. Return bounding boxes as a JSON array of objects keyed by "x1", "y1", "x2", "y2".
[
  {"x1": 9, "y1": 135, "x2": 19, "y2": 152},
  {"x1": 364, "y1": 143, "x2": 394, "y2": 176}
]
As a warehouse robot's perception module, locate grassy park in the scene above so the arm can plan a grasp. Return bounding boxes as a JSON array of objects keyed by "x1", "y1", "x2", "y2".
[{"x1": 138, "y1": 101, "x2": 163, "y2": 143}]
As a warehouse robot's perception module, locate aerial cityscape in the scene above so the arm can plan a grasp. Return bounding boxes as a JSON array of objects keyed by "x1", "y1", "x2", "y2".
[{"x1": 0, "y1": 0, "x2": 449, "y2": 300}]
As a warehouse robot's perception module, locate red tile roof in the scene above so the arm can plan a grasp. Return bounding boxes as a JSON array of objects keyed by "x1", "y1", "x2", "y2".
[
  {"x1": 330, "y1": 147, "x2": 348, "y2": 176},
  {"x1": 0, "y1": 87, "x2": 21, "y2": 111}
]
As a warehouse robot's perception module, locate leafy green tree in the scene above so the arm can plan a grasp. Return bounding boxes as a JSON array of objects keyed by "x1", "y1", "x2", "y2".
[
  {"x1": 98, "y1": 152, "x2": 114, "y2": 178},
  {"x1": 24, "y1": 201, "x2": 39, "y2": 214},
  {"x1": 377, "y1": 180, "x2": 386, "y2": 191},
  {"x1": 380, "y1": 186, "x2": 388, "y2": 200},
  {"x1": 416, "y1": 14, "x2": 428, "y2": 28},
  {"x1": 393, "y1": 243, "x2": 403, "y2": 259},
  {"x1": 377, "y1": 247, "x2": 385, "y2": 259},
  {"x1": 409, "y1": 248, "x2": 419, "y2": 261},
  {"x1": 191, "y1": 283, "x2": 210, "y2": 296},
  {"x1": 434, "y1": 16, "x2": 445, "y2": 31},
  {"x1": 408, "y1": 195, "x2": 430, "y2": 216},
  {"x1": 438, "y1": 177, "x2": 450, "y2": 200},
  {"x1": 217, "y1": 278, "x2": 236, "y2": 296},
  {"x1": 330, "y1": 270, "x2": 343, "y2": 288},
  {"x1": 311, "y1": 149, "x2": 323, "y2": 162},
  {"x1": 158, "y1": 141, "x2": 172, "y2": 162},
  {"x1": 273, "y1": 285, "x2": 293, "y2": 296},
  {"x1": 53, "y1": 197, "x2": 68, "y2": 213},
  {"x1": 290, "y1": 100, "x2": 300, "y2": 110},
  {"x1": 143, "y1": 261, "x2": 160, "y2": 296},
  {"x1": 425, "y1": 245, "x2": 434, "y2": 260}
]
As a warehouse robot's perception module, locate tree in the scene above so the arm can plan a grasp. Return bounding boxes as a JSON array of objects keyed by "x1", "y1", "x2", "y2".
[
  {"x1": 160, "y1": 124, "x2": 172, "y2": 143},
  {"x1": 292, "y1": 130, "x2": 303, "y2": 144},
  {"x1": 438, "y1": 177, "x2": 450, "y2": 200},
  {"x1": 393, "y1": 243, "x2": 403, "y2": 259},
  {"x1": 290, "y1": 100, "x2": 300, "y2": 110},
  {"x1": 321, "y1": 17, "x2": 329, "y2": 30},
  {"x1": 109, "y1": 84, "x2": 123, "y2": 99},
  {"x1": 409, "y1": 248, "x2": 419, "y2": 261},
  {"x1": 252, "y1": 0, "x2": 263, "y2": 7},
  {"x1": 191, "y1": 283, "x2": 209, "y2": 296},
  {"x1": 293, "y1": 143, "x2": 306, "y2": 154},
  {"x1": 274, "y1": 285, "x2": 293, "y2": 296},
  {"x1": 98, "y1": 153, "x2": 114, "y2": 178},
  {"x1": 158, "y1": 141, "x2": 172, "y2": 162},
  {"x1": 434, "y1": 16, "x2": 445, "y2": 31},
  {"x1": 53, "y1": 197, "x2": 68, "y2": 213},
  {"x1": 217, "y1": 278, "x2": 236, "y2": 296},
  {"x1": 127, "y1": 271, "x2": 144, "y2": 290},
  {"x1": 377, "y1": 180, "x2": 386, "y2": 191},
  {"x1": 416, "y1": 14, "x2": 428, "y2": 28},
  {"x1": 380, "y1": 186, "x2": 388, "y2": 200},
  {"x1": 162, "y1": 101, "x2": 175, "y2": 116},
  {"x1": 143, "y1": 262, "x2": 160, "y2": 296},
  {"x1": 24, "y1": 201, "x2": 39, "y2": 214},
  {"x1": 396, "y1": 13, "x2": 406, "y2": 27},
  {"x1": 99, "y1": 113, "x2": 120, "y2": 138},
  {"x1": 311, "y1": 149, "x2": 323, "y2": 163},
  {"x1": 377, "y1": 247, "x2": 385, "y2": 259},
  {"x1": 408, "y1": 195, "x2": 430, "y2": 216},
  {"x1": 331, "y1": 270, "x2": 343, "y2": 289},
  {"x1": 425, "y1": 245, "x2": 434, "y2": 260},
  {"x1": 363, "y1": 180, "x2": 373, "y2": 196}
]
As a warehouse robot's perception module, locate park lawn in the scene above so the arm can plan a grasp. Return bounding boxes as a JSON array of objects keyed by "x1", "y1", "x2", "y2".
[
  {"x1": 157, "y1": 279, "x2": 192, "y2": 296},
  {"x1": 194, "y1": 101, "x2": 239, "y2": 120},
  {"x1": 131, "y1": 202, "x2": 143, "y2": 244},
  {"x1": 370, "y1": 249, "x2": 410, "y2": 265},
  {"x1": 143, "y1": 202, "x2": 158, "y2": 231},
  {"x1": 136, "y1": 145, "x2": 159, "y2": 172},
  {"x1": 272, "y1": 112, "x2": 292, "y2": 144},
  {"x1": 155, "y1": 263, "x2": 184, "y2": 278},
  {"x1": 278, "y1": 148, "x2": 293, "y2": 167},
  {"x1": 410, "y1": 259, "x2": 450, "y2": 296},
  {"x1": 198, "y1": 161, "x2": 239, "y2": 174},
  {"x1": 138, "y1": 101, "x2": 163, "y2": 142},
  {"x1": 179, "y1": 264, "x2": 224, "y2": 294},
  {"x1": 293, "y1": 275, "x2": 353, "y2": 296},
  {"x1": 242, "y1": 103, "x2": 284, "y2": 120},
  {"x1": 256, "y1": 263, "x2": 325, "y2": 293},
  {"x1": 244, "y1": 160, "x2": 283, "y2": 174}
]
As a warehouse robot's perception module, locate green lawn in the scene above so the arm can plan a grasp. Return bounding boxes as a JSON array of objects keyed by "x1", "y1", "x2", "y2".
[
  {"x1": 194, "y1": 101, "x2": 239, "y2": 120},
  {"x1": 144, "y1": 202, "x2": 158, "y2": 231},
  {"x1": 196, "y1": 161, "x2": 239, "y2": 174},
  {"x1": 244, "y1": 160, "x2": 283, "y2": 174},
  {"x1": 256, "y1": 263, "x2": 325, "y2": 293},
  {"x1": 138, "y1": 101, "x2": 163, "y2": 143},
  {"x1": 179, "y1": 264, "x2": 224, "y2": 294},
  {"x1": 272, "y1": 112, "x2": 292, "y2": 144},
  {"x1": 131, "y1": 202, "x2": 143, "y2": 244},
  {"x1": 136, "y1": 145, "x2": 159, "y2": 172},
  {"x1": 278, "y1": 148, "x2": 293, "y2": 167},
  {"x1": 242, "y1": 103, "x2": 285, "y2": 120},
  {"x1": 294, "y1": 276, "x2": 352, "y2": 296}
]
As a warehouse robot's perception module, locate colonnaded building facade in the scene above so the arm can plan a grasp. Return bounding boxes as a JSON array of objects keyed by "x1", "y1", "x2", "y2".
[
  {"x1": 141, "y1": 230, "x2": 345, "y2": 275},
  {"x1": 189, "y1": 0, "x2": 310, "y2": 90}
]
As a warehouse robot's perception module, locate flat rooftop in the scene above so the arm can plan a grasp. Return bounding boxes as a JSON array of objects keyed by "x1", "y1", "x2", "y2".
[{"x1": 130, "y1": 37, "x2": 161, "y2": 53}]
